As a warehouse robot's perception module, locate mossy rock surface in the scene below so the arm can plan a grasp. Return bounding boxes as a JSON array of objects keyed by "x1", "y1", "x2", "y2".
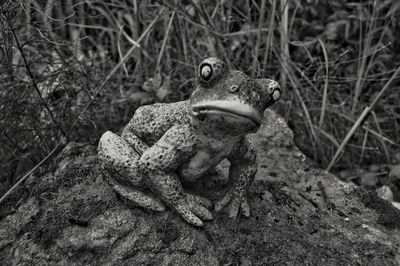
[{"x1": 1, "y1": 110, "x2": 400, "y2": 265}]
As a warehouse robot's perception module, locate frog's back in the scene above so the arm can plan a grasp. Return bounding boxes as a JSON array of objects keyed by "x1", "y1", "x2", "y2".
[{"x1": 123, "y1": 100, "x2": 191, "y2": 145}]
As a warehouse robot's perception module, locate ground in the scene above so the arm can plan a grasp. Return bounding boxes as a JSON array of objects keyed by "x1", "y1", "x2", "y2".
[{"x1": 1, "y1": 110, "x2": 400, "y2": 265}]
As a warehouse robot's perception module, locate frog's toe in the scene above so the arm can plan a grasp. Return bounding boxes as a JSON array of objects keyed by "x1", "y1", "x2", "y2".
[
  {"x1": 185, "y1": 193, "x2": 213, "y2": 209},
  {"x1": 111, "y1": 181, "x2": 165, "y2": 212},
  {"x1": 240, "y1": 197, "x2": 250, "y2": 217},
  {"x1": 215, "y1": 192, "x2": 231, "y2": 212},
  {"x1": 189, "y1": 201, "x2": 213, "y2": 221},
  {"x1": 227, "y1": 194, "x2": 250, "y2": 218},
  {"x1": 175, "y1": 204, "x2": 204, "y2": 227},
  {"x1": 215, "y1": 192, "x2": 250, "y2": 218},
  {"x1": 228, "y1": 194, "x2": 241, "y2": 218}
]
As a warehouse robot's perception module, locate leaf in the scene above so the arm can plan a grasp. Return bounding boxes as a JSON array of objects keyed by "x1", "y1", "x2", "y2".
[
  {"x1": 389, "y1": 164, "x2": 400, "y2": 180},
  {"x1": 155, "y1": 75, "x2": 171, "y2": 101},
  {"x1": 359, "y1": 172, "x2": 378, "y2": 186},
  {"x1": 142, "y1": 74, "x2": 172, "y2": 101},
  {"x1": 142, "y1": 73, "x2": 162, "y2": 93}
]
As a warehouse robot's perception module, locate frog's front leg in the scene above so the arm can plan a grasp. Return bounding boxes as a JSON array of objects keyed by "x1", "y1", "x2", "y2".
[
  {"x1": 98, "y1": 131, "x2": 166, "y2": 212},
  {"x1": 121, "y1": 129, "x2": 149, "y2": 155},
  {"x1": 138, "y1": 125, "x2": 213, "y2": 227},
  {"x1": 215, "y1": 138, "x2": 257, "y2": 218}
]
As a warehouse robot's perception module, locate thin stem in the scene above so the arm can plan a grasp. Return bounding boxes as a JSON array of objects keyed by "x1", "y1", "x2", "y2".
[{"x1": 7, "y1": 18, "x2": 67, "y2": 138}]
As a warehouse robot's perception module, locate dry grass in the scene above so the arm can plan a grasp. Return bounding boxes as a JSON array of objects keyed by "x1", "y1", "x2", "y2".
[{"x1": 1, "y1": 0, "x2": 400, "y2": 197}]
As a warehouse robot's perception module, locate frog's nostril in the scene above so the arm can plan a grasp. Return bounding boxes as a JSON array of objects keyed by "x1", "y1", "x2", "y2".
[{"x1": 228, "y1": 85, "x2": 239, "y2": 93}]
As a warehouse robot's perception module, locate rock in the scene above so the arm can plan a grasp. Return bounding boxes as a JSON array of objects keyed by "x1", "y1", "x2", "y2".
[
  {"x1": 1, "y1": 109, "x2": 400, "y2": 265},
  {"x1": 376, "y1": 186, "x2": 394, "y2": 202},
  {"x1": 392, "y1": 202, "x2": 400, "y2": 210}
]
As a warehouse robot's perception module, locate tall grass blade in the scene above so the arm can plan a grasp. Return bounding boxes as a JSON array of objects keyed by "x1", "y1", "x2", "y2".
[
  {"x1": 318, "y1": 38, "x2": 329, "y2": 129},
  {"x1": 327, "y1": 65, "x2": 400, "y2": 171},
  {"x1": 156, "y1": 11, "x2": 175, "y2": 74},
  {"x1": 252, "y1": 0, "x2": 266, "y2": 76},
  {"x1": 280, "y1": 0, "x2": 289, "y2": 91}
]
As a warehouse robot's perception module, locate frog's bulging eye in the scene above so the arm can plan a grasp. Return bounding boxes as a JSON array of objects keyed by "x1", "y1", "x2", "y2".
[
  {"x1": 272, "y1": 89, "x2": 280, "y2": 101},
  {"x1": 200, "y1": 64, "x2": 213, "y2": 81},
  {"x1": 198, "y1": 58, "x2": 227, "y2": 86}
]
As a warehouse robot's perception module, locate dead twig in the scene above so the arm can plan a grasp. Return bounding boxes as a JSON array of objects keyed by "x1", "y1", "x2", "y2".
[
  {"x1": 0, "y1": 142, "x2": 63, "y2": 204},
  {"x1": 317, "y1": 38, "x2": 329, "y2": 129},
  {"x1": 156, "y1": 10, "x2": 175, "y2": 74},
  {"x1": 0, "y1": 8, "x2": 166, "y2": 206},
  {"x1": 5, "y1": 17, "x2": 67, "y2": 138},
  {"x1": 327, "y1": 65, "x2": 400, "y2": 171},
  {"x1": 67, "y1": 8, "x2": 165, "y2": 132}
]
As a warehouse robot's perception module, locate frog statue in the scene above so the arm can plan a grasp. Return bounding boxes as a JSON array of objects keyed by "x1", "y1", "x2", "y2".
[{"x1": 98, "y1": 57, "x2": 281, "y2": 226}]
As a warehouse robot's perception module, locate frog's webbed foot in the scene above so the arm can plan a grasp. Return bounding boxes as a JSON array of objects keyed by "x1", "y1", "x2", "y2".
[
  {"x1": 110, "y1": 179, "x2": 166, "y2": 212},
  {"x1": 214, "y1": 191, "x2": 250, "y2": 218},
  {"x1": 173, "y1": 193, "x2": 213, "y2": 227}
]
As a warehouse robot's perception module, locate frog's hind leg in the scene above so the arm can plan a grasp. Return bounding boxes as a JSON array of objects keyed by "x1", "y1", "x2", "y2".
[
  {"x1": 108, "y1": 178, "x2": 165, "y2": 212},
  {"x1": 98, "y1": 131, "x2": 165, "y2": 212}
]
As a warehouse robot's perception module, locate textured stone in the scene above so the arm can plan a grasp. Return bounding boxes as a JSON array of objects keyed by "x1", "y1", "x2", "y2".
[{"x1": 1, "y1": 110, "x2": 400, "y2": 265}]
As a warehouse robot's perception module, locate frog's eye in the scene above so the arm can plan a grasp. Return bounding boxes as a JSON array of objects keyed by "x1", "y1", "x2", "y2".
[
  {"x1": 200, "y1": 64, "x2": 213, "y2": 81},
  {"x1": 272, "y1": 89, "x2": 280, "y2": 101},
  {"x1": 198, "y1": 58, "x2": 227, "y2": 86}
]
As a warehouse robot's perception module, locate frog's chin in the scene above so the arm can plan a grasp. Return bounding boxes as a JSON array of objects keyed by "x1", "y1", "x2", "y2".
[{"x1": 190, "y1": 100, "x2": 262, "y2": 128}]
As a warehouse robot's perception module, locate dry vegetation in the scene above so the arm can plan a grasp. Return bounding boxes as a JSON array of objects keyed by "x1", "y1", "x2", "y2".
[{"x1": 1, "y1": 0, "x2": 400, "y2": 197}]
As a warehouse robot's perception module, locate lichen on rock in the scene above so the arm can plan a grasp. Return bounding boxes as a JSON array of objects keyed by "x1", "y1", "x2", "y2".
[{"x1": 1, "y1": 110, "x2": 400, "y2": 265}]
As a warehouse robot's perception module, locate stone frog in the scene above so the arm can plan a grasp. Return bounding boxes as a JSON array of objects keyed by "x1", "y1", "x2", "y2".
[{"x1": 98, "y1": 57, "x2": 281, "y2": 226}]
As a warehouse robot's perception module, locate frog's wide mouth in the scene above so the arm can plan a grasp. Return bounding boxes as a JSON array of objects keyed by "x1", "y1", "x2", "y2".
[{"x1": 190, "y1": 100, "x2": 262, "y2": 126}]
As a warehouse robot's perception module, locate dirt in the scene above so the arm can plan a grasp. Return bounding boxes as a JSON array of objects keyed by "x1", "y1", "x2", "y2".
[{"x1": 1, "y1": 110, "x2": 400, "y2": 265}]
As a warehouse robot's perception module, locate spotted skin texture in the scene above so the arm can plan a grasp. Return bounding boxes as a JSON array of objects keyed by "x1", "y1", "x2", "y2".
[
  {"x1": 98, "y1": 57, "x2": 281, "y2": 226},
  {"x1": 123, "y1": 101, "x2": 191, "y2": 146},
  {"x1": 215, "y1": 138, "x2": 257, "y2": 217},
  {"x1": 98, "y1": 131, "x2": 141, "y2": 186},
  {"x1": 121, "y1": 131, "x2": 149, "y2": 155}
]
